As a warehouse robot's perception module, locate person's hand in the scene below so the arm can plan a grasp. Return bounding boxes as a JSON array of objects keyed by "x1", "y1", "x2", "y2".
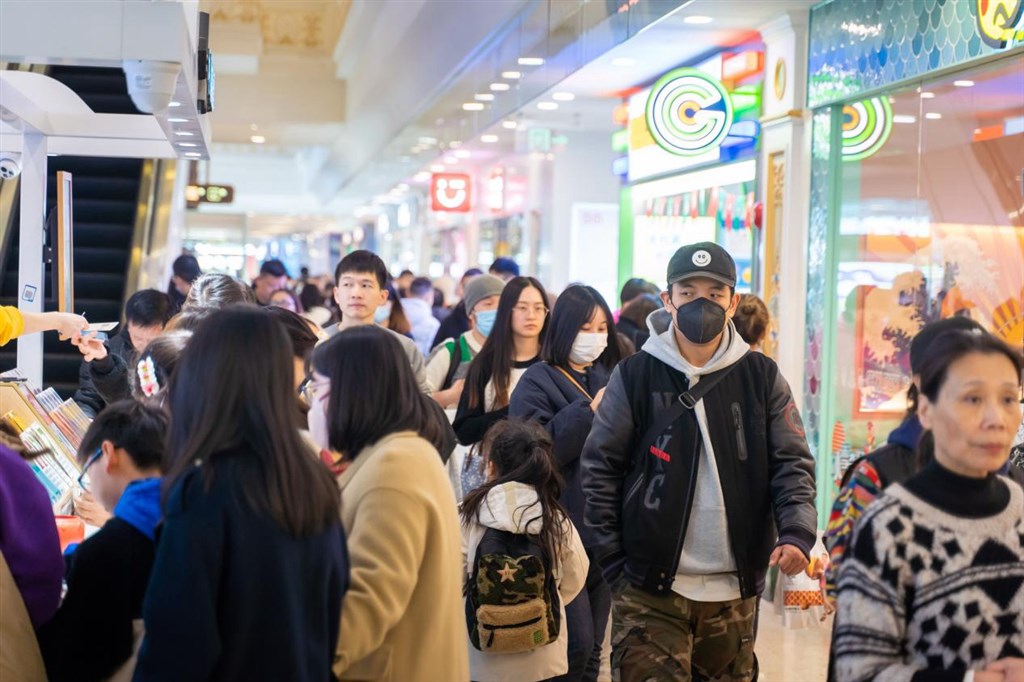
[
  {"x1": 986, "y1": 658, "x2": 1024, "y2": 682},
  {"x1": 52, "y1": 312, "x2": 88, "y2": 340},
  {"x1": 591, "y1": 387, "x2": 607, "y2": 413},
  {"x1": 71, "y1": 331, "x2": 108, "y2": 362},
  {"x1": 75, "y1": 491, "x2": 112, "y2": 528},
  {"x1": 769, "y1": 544, "x2": 809, "y2": 576},
  {"x1": 435, "y1": 379, "x2": 465, "y2": 409},
  {"x1": 974, "y1": 672, "x2": 1006, "y2": 682}
]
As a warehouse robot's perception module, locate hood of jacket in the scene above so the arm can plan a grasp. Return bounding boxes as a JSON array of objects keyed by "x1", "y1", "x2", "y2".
[
  {"x1": 641, "y1": 308, "x2": 749, "y2": 378},
  {"x1": 400, "y1": 297, "x2": 436, "y2": 326},
  {"x1": 113, "y1": 477, "x2": 163, "y2": 541},
  {"x1": 887, "y1": 416, "x2": 922, "y2": 450},
  {"x1": 474, "y1": 481, "x2": 545, "y2": 535}
]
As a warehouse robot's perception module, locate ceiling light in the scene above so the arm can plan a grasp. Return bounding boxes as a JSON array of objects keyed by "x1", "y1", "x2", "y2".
[
  {"x1": 683, "y1": 15, "x2": 714, "y2": 24},
  {"x1": 449, "y1": 140, "x2": 462, "y2": 148},
  {"x1": 168, "y1": 117, "x2": 189, "y2": 123},
  {"x1": 481, "y1": 134, "x2": 499, "y2": 143},
  {"x1": 925, "y1": 112, "x2": 942, "y2": 120},
  {"x1": 920, "y1": 91, "x2": 935, "y2": 99},
  {"x1": 455, "y1": 149, "x2": 472, "y2": 159},
  {"x1": 418, "y1": 136, "x2": 437, "y2": 145},
  {"x1": 893, "y1": 115, "x2": 917, "y2": 124},
  {"x1": 490, "y1": 83, "x2": 511, "y2": 91},
  {"x1": 250, "y1": 123, "x2": 259, "y2": 131},
  {"x1": 502, "y1": 71, "x2": 522, "y2": 80},
  {"x1": 168, "y1": 101, "x2": 182, "y2": 107},
  {"x1": 250, "y1": 135, "x2": 266, "y2": 144},
  {"x1": 502, "y1": 120, "x2": 518, "y2": 130},
  {"x1": 396, "y1": 183, "x2": 409, "y2": 191},
  {"x1": 444, "y1": 156, "x2": 458, "y2": 165},
  {"x1": 463, "y1": 102, "x2": 485, "y2": 111},
  {"x1": 178, "y1": 142, "x2": 199, "y2": 147},
  {"x1": 611, "y1": 57, "x2": 636, "y2": 67},
  {"x1": 552, "y1": 92, "x2": 575, "y2": 102},
  {"x1": 953, "y1": 80, "x2": 975, "y2": 87},
  {"x1": 414, "y1": 171, "x2": 431, "y2": 182},
  {"x1": 174, "y1": 131, "x2": 194, "y2": 136},
  {"x1": 430, "y1": 164, "x2": 445, "y2": 173},
  {"x1": 518, "y1": 57, "x2": 544, "y2": 66},
  {"x1": 475, "y1": 93, "x2": 495, "y2": 101},
  {"x1": 537, "y1": 101, "x2": 558, "y2": 111},
  {"x1": 184, "y1": 152, "x2": 202, "y2": 157}
]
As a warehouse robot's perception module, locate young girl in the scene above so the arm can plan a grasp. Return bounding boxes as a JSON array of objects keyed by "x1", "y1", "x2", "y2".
[
  {"x1": 453, "y1": 277, "x2": 549, "y2": 498},
  {"x1": 461, "y1": 419, "x2": 589, "y2": 682}
]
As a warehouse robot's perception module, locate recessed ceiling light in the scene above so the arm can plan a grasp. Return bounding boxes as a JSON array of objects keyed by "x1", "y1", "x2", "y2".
[
  {"x1": 475, "y1": 93, "x2": 495, "y2": 101},
  {"x1": 184, "y1": 152, "x2": 202, "y2": 157},
  {"x1": 396, "y1": 183, "x2": 409, "y2": 191},
  {"x1": 518, "y1": 57, "x2": 544, "y2": 66},
  {"x1": 175, "y1": 131, "x2": 194, "y2": 136},
  {"x1": 502, "y1": 120, "x2": 518, "y2": 130},
  {"x1": 920, "y1": 91, "x2": 935, "y2": 99},
  {"x1": 683, "y1": 15, "x2": 714, "y2": 24},
  {"x1": 250, "y1": 123, "x2": 259, "y2": 131},
  {"x1": 490, "y1": 82, "x2": 511, "y2": 92},
  {"x1": 455, "y1": 149, "x2": 472, "y2": 159},
  {"x1": 444, "y1": 156, "x2": 458, "y2": 165},
  {"x1": 418, "y1": 136, "x2": 437, "y2": 145},
  {"x1": 481, "y1": 134, "x2": 499, "y2": 143},
  {"x1": 925, "y1": 112, "x2": 942, "y2": 120},
  {"x1": 414, "y1": 171, "x2": 431, "y2": 182},
  {"x1": 502, "y1": 71, "x2": 522, "y2": 80},
  {"x1": 168, "y1": 101, "x2": 182, "y2": 107},
  {"x1": 430, "y1": 164, "x2": 445, "y2": 173},
  {"x1": 250, "y1": 135, "x2": 266, "y2": 144},
  {"x1": 953, "y1": 80, "x2": 975, "y2": 87},
  {"x1": 462, "y1": 102, "x2": 485, "y2": 111},
  {"x1": 552, "y1": 92, "x2": 575, "y2": 102},
  {"x1": 449, "y1": 140, "x2": 462, "y2": 148},
  {"x1": 537, "y1": 101, "x2": 558, "y2": 111},
  {"x1": 893, "y1": 115, "x2": 917, "y2": 124},
  {"x1": 178, "y1": 142, "x2": 199, "y2": 147},
  {"x1": 168, "y1": 117, "x2": 189, "y2": 123}
]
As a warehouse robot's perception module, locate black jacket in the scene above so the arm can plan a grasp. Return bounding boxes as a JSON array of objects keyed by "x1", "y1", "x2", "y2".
[
  {"x1": 581, "y1": 336, "x2": 817, "y2": 599},
  {"x1": 133, "y1": 454, "x2": 349, "y2": 681},
  {"x1": 509, "y1": 362, "x2": 610, "y2": 531},
  {"x1": 73, "y1": 328, "x2": 136, "y2": 417}
]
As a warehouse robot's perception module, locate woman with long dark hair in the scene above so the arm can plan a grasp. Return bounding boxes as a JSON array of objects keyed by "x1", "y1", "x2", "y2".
[
  {"x1": 307, "y1": 326, "x2": 468, "y2": 682},
  {"x1": 134, "y1": 307, "x2": 348, "y2": 681},
  {"x1": 461, "y1": 419, "x2": 589, "y2": 681},
  {"x1": 509, "y1": 283, "x2": 620, "y2": 680}
]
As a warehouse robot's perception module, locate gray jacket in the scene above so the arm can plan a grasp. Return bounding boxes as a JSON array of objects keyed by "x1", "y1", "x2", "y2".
[{"x1": 323, "y1": 322, "x2": 430, "y2": 394}]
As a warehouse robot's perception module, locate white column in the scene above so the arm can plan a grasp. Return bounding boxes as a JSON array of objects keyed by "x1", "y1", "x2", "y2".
[
  {"x1": 16, "y1": 132, "x2": 47, "y2": 385},
  {"x1": 758, "y1": 10, "x2": 811, "y2": 408}
]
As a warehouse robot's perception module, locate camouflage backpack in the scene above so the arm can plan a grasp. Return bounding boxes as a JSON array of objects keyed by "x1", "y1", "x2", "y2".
[{"x1": 465, "y1": 528, "x2": 561, "y2": 654}]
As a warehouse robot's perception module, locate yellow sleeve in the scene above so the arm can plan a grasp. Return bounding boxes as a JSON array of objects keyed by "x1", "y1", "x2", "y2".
[{"x1": 0, "y1": 306, "x2": 25, "y2": 346}]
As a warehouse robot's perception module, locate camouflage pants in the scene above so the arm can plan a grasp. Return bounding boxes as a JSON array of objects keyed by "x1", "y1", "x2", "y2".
[{"x1": 611, "y1": 584, "x2": 756, "y2": 682}]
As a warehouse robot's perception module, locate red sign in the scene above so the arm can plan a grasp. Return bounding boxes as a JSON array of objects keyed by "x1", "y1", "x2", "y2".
[{"x1": 431, "y1": 173, "x2": 471, "y2": 213}]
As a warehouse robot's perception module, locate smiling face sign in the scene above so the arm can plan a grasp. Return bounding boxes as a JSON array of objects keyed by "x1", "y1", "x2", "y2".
[{"x1": 431, "y1": 173, "x2": 472, "y2": 212}]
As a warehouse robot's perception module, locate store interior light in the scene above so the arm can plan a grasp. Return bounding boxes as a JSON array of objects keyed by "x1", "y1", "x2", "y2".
[
  {"x1": 418, "y1": 136, "x2": 437, "y2": 145},
  {"x1": 683, "y1": 15, "x2": 714, "y2": 24},
  {"x1": 168, "y1": 117, "x2": 189, "y2": 123},
  {"x1": 502, "y1": 71, "x2": 522, "y2": 80},
  {"x1": 175, "y1": 131, "x2": 194, "y2": 136},
  {"x1": 518, "y1": 57, "x2": 544, "y2": 66},
  {"x1": 444, "y1": 156, "x2": 458, "y2": 164},
  {"x1": 184, "y1": 152, "x2": 202, "y2": 157},
  {"x1": 490, "y1": 82, "x2": 511, "y2": 91},
  {"x1": 430, "y1": 164, "x2": 445, "y2": 172},
  {"x1": 925, "y1": 112, "x2": 942, "y2": 120},
  {"x1": 537, "y1": 101, "x2": 558, "y2": 110},
  {"x1": 475, "y1": 93, "x2": 495, "y2": 101},
  {"x1": 502, "y1": 120, "x2": 518, "y2": 130},
  {"x1": 552, "y1": 92, "x2": 575, "y2": 101},
  {"x1": 250, "y1": 135, "x2": 266, "y2": 144},
  {"x1": 893, "y1": 115, "x2": 918, "y2": 124},
  {"x1": 455, "y1": 149, "x2": 472, "y2": 159},
  {"x1": 168, "y1": 101, "x2": 182, "y2": 107},
  {"x1": 481, "y1": 134, "x2": 499, "y2": 143},
  {"x1": 953, "y1": 80, "x2": 975, "y2": 87},
  {"x1": 449, "y1": 140, "x2": 462, "y2": 148},
  {"x1": 179, "y1": 142, "x2": 199, "y2": 147},
  {"x1": 414, "y1": 171, "x2": 431, "y2": 182},
  {"x1": 611, "y1": 57, "x2": 637, "y2": 67},
  {"x1": 396, "y1": 183, "x2": 409, "y2": 191},
  {"x1": 463, "y1": 102, "x2": 485, "y2": 111},
  {"x1": 920, "y1": 91, "x2": 935, "y2": 99}
]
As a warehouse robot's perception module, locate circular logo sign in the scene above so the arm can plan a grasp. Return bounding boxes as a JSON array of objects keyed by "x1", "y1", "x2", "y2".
[
  {"x1": 645, "y1": 68, "x2": 733, "y2": 156},
  {"x1": 692, "y1": 250, "x2": 712, "y2": 267},
  {"x1": 773, "y1": 58, "x2": 787, "y2": 101},
  {"x1": 841, "y1": 97, "x2": 893, "y2": 162}
]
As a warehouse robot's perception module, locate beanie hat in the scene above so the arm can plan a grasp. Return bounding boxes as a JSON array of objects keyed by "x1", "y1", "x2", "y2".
[{"x1": 464, "y1": 275, "x2": 505, "y2": 314}]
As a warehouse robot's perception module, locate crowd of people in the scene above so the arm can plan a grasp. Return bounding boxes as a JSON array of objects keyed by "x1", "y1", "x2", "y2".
[{"x1": 0, "y1": 241, "x2": 1021, "y2": 682}]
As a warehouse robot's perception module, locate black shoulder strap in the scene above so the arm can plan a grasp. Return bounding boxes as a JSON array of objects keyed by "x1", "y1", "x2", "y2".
[
  {"x1": 442, "y1": 337, "x2": 463, "y2": 390},
  {"x1": 638, "y1": 351, "x2": 750, "y2": 452}
]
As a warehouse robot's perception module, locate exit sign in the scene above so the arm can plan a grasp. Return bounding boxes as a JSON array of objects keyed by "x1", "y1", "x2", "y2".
[{"x1": 186, "y1": 183, "x2": 234, "y2": 208}]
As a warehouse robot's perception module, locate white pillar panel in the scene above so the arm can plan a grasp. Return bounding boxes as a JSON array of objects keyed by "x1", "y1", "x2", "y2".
[{"x1": 16, "y1": 132, "x2": 47, "y2": 385}]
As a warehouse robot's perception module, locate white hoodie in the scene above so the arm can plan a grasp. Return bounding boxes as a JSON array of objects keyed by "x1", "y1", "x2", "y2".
[
  {"x1": 642, "y1": 308, "x2": 750, "y2": 602},
  {"x1": 462, "y1": 482, "x2": 589, "y2": 682}
]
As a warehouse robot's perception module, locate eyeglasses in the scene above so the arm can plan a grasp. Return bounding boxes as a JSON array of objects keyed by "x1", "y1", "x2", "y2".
[
  {"x1": 513, "y1": 304, "x2": 549, "y2": 318},
  {"x1": 78, "y1": 447, "x2": 102, "y2": 490},
  {"x1": 301, "y1": 377, "x2": 331, "y2": 405}
]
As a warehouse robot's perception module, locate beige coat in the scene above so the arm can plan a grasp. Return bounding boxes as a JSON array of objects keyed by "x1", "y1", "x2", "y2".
[
  {"x1": 334, "y1": 432, "x2": 469, "y2": 682},
  {"x1": 0, "y1": 551, "x2": 46, "y2": 682}
]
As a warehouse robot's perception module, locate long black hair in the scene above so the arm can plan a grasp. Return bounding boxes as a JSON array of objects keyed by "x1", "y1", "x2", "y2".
[
  {"x1": 460, "y1": 419, "x2": 568, "y2": 563},
  {"x1": 165, "y1": 306, "x2": 339, "y2": 537},
  {"x1": 465, "y1": 276, "x2": 549, "y2": 411},
  {"x1": 311, "y1": 325, "x2": 447, "y2": 459},
  {"x1": 541, "y1": 284, "x2": 621, "y2": 372}
]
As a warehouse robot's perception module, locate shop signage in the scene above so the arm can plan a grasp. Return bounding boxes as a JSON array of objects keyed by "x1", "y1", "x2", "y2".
[
  {"x1": 840, "y1": 97, "x2": 893, "y2": 162},
  {"x1": 430, "y1": 173, "x2": 471, "y2": 212},
  {"x1": 527, "y1": 127, "x2": 552, "y2": 153},
  {"x1": 977, "y1": 0, "x2": 1024, "y2": 48},
  {"x1": 185, "y1": 183, "x2": 234, "y2": 208},
  {"x1": 645, "y1": 68, "x2": 733, "y2": 156}
]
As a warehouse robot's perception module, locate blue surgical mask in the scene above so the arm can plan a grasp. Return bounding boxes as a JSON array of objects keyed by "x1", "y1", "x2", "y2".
[
  {"x1": 373, "y1": 303, "x2": 392, "y2": 324},
  {"x1": 475, "y1": 309, "x2": 498, "y2": 337}
]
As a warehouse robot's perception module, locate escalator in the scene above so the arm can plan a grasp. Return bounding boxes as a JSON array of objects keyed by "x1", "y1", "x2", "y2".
[{"x1": 0, "y1": 66, "x2": 146, "y2": 398}]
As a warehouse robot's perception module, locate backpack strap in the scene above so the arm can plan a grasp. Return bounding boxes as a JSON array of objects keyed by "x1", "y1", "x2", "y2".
[
  {"x1": 442, "y1": 338, "x2": 463, "y2": 390},
  {"x1": 554, "y1": 366, "x2": 592, "y2": 401}
]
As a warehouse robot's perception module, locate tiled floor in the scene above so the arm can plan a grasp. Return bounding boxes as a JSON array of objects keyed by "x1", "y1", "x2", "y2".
[{"x1": 755, "y1": 602, "x2": 833, "y2": 682}]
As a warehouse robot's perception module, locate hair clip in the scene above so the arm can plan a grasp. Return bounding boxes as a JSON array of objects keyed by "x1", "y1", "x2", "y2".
[{"x1": 137, "y1": 356, "x2": 161, "y2": 398}]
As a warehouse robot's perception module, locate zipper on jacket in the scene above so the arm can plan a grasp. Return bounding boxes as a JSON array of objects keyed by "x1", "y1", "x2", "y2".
[
  {"x1": 732, "y1": 402, "x2": 748, "y2": 462},
  {"x1": 623, "y1": 472, "x2": 645, "y2": 507}
]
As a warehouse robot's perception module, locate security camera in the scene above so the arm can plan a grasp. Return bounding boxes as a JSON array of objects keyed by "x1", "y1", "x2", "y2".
[
  {"x1": 0, "y1": 152, "x2": 21, "y2": 180},
  {"x1": 122, "y1": 60, "x2": 180, "y2": 114}
]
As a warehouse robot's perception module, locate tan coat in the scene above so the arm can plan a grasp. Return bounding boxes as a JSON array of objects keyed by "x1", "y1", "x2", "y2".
[
  {"x1": 334, "y1": 432, "x2": 469, "y2": 682},
  {"x1": 0, "y1": 551, "x2": 46, "y2": 682}
]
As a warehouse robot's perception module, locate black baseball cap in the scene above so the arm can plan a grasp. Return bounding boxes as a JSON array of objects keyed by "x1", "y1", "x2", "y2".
[
  {"x1": 667, "y1": 242, "x2": 736, "y2": 288},
  {"x1": 909, "y1": 316, "x2": 985, "y2": 374}
]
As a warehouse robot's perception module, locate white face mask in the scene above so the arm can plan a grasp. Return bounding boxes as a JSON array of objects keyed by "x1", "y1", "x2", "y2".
[
  {"x1": 308, "y1": 397, "x2": 330, "y2": 453},
  {"x1": 569, "y1": 332, "x2": 608, "y2": 366}
]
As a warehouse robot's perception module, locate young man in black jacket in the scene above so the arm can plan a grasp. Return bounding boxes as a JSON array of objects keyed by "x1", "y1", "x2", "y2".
[
  {"x1": 72, "y1": 289, "x2": 172, "y2": 416},
  {"x1": 581, "y1": 242, "x2": 817, "y2": 681},
  {"x1": 37, "y1": 400, "x2": 167, "y2": 682}
]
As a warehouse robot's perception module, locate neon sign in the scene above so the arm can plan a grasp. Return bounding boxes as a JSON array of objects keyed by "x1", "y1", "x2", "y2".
[
  {"x1": 430, "y1": 173, "x2": 471, "y2": 212},
  {"x1": 645, "y1": 68, "x2": 733, "y2": 156},
  {"x1": 841, "y1": 97, "x2": 893, "y2": 162}
]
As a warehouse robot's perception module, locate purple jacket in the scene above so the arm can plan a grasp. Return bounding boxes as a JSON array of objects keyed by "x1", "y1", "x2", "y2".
[{"x1": 0, "y1": 444, "x2": 63, "y2": 627}]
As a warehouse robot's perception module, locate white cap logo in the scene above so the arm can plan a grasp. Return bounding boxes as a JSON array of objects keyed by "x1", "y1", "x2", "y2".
[{"x1": 692, "y1": 250, "x2": 712, "y2": 267}]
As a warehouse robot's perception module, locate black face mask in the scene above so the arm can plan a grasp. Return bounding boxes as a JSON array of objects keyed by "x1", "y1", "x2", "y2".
[{"x1": 674, "y1": 297, "x2": 727, "y2": 345}]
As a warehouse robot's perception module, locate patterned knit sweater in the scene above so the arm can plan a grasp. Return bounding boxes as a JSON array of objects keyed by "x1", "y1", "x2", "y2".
[{"x1": 834, "y1": 467, "x2": 1024, "y2": 682}]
